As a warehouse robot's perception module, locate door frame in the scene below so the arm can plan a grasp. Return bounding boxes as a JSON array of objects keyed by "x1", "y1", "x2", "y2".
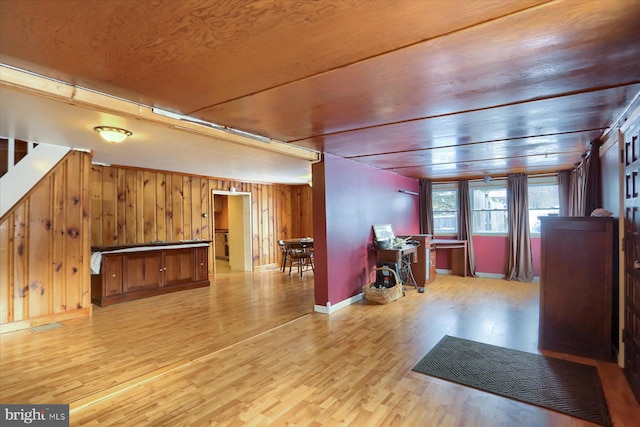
[
  {"x1": 212, "y1": 190, "x2": 253, "y2": 275},
  {"x1": 620, "y1": 98, "x2": 640, "y2": 403}
]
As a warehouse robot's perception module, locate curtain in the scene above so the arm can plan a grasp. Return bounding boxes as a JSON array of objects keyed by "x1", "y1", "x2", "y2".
[
  {"x1": 457, "y1": 179, "x2": 477, "y2": 277},
  {"x1": 419, "y1": 179, "x2": 434, "y2": 235},
  {"x1": 568, "y1": 159, "x2": 588, "y2": 216},
  {"x1": 505, "y1": 173, "x2": 534, "y2": 282},
  {"x1": 557, "y1": 169, "x2": 571, "y2": 216},
  {"x1": 584, "y1": 139, "x2": 602, "y2": 216}
]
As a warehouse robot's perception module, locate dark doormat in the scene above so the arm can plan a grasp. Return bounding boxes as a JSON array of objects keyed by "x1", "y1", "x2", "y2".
[{"x1": 412, "y1": 336, "x2": 612, "y2": 427}]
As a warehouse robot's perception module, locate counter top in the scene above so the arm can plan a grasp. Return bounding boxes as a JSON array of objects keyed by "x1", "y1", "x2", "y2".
[{"x1": 91, "y1": 240, "x2": 211, "y2": 252}]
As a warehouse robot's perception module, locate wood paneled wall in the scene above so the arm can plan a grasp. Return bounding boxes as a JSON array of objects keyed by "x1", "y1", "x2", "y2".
[
  {"x1": 0, "y1": 151, "x2": 92, "y2": 331},
  {"x1": 291, "y1": 184, "x2": 314, "y2": 239},
  {"x1": 90, "y1": 165, "x2": 313, "y2": 271}
]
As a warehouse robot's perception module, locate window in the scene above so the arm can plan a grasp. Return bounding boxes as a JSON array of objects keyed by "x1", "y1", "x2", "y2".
[
  {"x1": 471, "y1": 187, "x2": 508, "y2": 233},
  {"x1": 433, "y1": 189, "x2": 457, "y2": 234},
  {"x1": 528, "y1": 184, "x2": 559, "y2": 233}
]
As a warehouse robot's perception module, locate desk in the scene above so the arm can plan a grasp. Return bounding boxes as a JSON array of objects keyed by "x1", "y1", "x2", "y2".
[
  {"x1": 376, "y1": 244, "x2": 418, "y2": 288},
  {"x1": 399, "y1": 235, "x2": 435, "y2": 287},
  {"x1": 432, "y1": 239, "x2": 468, "y2": 277}
]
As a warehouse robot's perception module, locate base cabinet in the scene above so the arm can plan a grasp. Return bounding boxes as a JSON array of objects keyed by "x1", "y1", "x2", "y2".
[{"x1": 91, "y1": 243, "x2": 210, "y2": 307}]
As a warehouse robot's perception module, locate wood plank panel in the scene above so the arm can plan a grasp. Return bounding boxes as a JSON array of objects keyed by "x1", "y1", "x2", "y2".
[
  {"x1": 142, "y1": 170, "x2": 156, "y2": 243},
  {"x1": 291, "y1": 185, "x2": 313, "y2": 239},
  {"x1": 52, "y1": 165, "x2": 66, "y2": 313},
  {"x1": 65, "y1": 151, "x2": 90, "y2": 310},
  {"x1": 0, "y1": 150, "x2": 92, "y2": 328},
  {"x1": 155, "y1": 172, "x2": 166, "y2": 243},
  {"x1": 116, "y1": 168, "x2": 126, "y2": 245},
  {"x1": 190, "y1": 176, "x2": 201, "y2": 240},
  {"x1": 80, "y1": 152, "x2": 92, "y2": 310},
  {"x1": 199, "y1": 178, "x2": 210, "y2": 242},
  {"x1": 0, "y1": 216, "x2": 11, "y2": 323},
  {"x1": 101, "y1": 166, "x2": 116, "y2": 244},
  {"x1": 182, "y1": 175, "x2": 192, "y2": 241},
  {"x1": 12, "y1": 203, "x2": 27, "y2": 321},
  {"x1": 171, "y1": 174, "x2": 183, "y2": 241},
  {"x1": 27, "y1": 177, "x2": 52, "y2": 318},
  {"x1": 135, "y1": 170, "x2": 144, "y2": 243},
  {"x1": 124, "y1": 169, "x2": 137, "y2": 244},
  {"x1": 90, "y1": 166, "x2": 102, "y2": 245}
]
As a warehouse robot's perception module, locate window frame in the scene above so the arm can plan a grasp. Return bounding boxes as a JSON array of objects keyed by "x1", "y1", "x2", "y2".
[
  {"x1": 469, "y1": 179, "x2": 508, "y2": 236},
  {"x1": 527, "y1": 176, "x2": 559, "y2": 236},
  {"x1": 432, "y1": 183, "x2": 458, "y2": 236}
]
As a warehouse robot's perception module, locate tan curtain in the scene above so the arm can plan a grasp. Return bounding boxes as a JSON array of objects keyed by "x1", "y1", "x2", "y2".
[
  {"x1": 557, "y1": 169, "x2": 571, "y2": 216},
  {"x1": 569, "y1": 158, "x2": 588, "y2": 216},
  {"x1": 457, "y1": 180, "x2": 477, "y2": 277},
  {"x1": 505, "y1": 173, "x2": 533, "y2": 282},
  {"x1": 419, "y1": 179, "x2": 434, "y2": 235}
]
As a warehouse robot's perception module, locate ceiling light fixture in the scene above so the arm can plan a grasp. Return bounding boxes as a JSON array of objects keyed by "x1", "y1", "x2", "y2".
[{"x1": 94, "y1": 126, "x2": 132, "y2": 143}]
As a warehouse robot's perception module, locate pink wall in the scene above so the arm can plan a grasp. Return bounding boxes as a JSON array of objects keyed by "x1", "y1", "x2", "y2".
[
  {"x1": 435, "y1": 234, "x2": 541, "y2": 277},
  {"x1": 312, "y1": 154, "x2": 420, "y2": 307}
]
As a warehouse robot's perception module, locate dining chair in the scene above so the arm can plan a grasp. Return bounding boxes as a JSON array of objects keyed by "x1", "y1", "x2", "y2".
[
  {"x1": 287, "y1": 241, "x2": 314, "y2": 277},
  {"x1": 278, "y1": 240, "x2": 288, "y2": 272}
]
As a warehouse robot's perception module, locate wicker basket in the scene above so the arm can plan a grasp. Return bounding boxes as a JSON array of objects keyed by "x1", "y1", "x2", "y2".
[{"x1": 363, "y1": 267, "x2": 405, "y2": 304}]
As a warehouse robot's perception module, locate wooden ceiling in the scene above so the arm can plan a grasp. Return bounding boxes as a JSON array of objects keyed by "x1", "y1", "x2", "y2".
[{"x1": 1, "y1": 0, "x2": 639, "y2": 181}]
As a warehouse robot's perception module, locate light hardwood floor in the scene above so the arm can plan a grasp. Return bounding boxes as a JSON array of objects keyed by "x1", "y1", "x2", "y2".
[{"x1": 1, "y1": 270, "x2": 638, "y2": 426}]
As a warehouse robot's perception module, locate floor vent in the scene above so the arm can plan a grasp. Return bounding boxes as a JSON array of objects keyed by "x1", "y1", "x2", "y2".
[{"x1": 30, "y1": 322, "x2": 63, "y2": 333}]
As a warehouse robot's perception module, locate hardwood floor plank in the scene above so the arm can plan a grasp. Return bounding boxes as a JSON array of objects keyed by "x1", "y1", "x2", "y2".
[{"x1": 1, "y1": 272, "x2": 638, "y2": 426}]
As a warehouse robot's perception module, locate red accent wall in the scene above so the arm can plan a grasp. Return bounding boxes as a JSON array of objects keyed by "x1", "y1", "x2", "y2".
[
  {"x1": 435, "y1": 234, "x2": 541, "y2": 277},
  {"x1": 473, "y1": 235, "x2": 508, "y2": 275},
  {"x1": 312, "y1": 154, "x2": 420, "y2": 307}
]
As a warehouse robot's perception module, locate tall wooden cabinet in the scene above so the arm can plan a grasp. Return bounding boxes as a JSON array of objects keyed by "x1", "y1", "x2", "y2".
[{"x1": 539, "y1": 217, "x2": 618, "y2": 361}]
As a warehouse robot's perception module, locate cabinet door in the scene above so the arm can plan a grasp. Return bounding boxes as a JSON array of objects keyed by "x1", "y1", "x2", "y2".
[
  {"x1": 195, "y1": 247, "x2": 209, "y2": 281},
  {"x1": 163, "y1": 248, "x2": 195, "y2": 287},
  {"x1": 102, "y1": 255, "x2": 123, "y2": 296},
  {"x1": 122, "y1": 251, "x2": 162, "y2": 293}
]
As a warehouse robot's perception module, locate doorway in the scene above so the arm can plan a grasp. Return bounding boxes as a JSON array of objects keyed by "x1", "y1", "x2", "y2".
[{"x1": 212, "y1": 190, "x2": 252, "y2": 275}]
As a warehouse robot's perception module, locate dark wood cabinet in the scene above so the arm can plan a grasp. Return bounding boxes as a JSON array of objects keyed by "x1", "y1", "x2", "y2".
[
  {"x1": 195, "y1": 246, "x2": 209, "y2": 282},
  {"x1": 122, "y1": 250, "x2": 163, "y2": 293},
  {"x1": 91, "y1": 242, "x2": 210, "y2": 307},
  {"x1": 539, "y1": 217, "x2": 618, "y2": 361},
  {"x1": 101, "y1": 255, "x2": 124, "y2": 297}
]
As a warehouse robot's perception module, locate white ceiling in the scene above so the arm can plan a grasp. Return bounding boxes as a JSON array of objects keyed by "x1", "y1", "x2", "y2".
[{"x1": 0, "y1": 85, "x2": 316, "y2": 185}]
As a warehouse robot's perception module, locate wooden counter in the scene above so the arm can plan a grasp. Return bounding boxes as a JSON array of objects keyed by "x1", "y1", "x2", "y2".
[{"x1": 91, "y1": 241, "x2": 210, "y2": 307}]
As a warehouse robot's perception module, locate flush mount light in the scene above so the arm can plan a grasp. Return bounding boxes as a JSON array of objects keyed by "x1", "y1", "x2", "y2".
[{"x1": 93, "y1": 126, "x2": 132, "y2": 143}]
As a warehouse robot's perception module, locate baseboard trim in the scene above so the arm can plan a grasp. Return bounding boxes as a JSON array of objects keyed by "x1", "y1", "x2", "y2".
[
  {"x1": 0, "y1": 308, "x2": 92, "y2": 334},
  {"x1": 314, "y1": 293, "x2": 364, "y2": 314}
]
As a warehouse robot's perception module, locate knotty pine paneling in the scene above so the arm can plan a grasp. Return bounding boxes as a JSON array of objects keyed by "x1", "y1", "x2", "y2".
[
  {"x1": 90, "y1": 165, "x2": 313, "y2": 272},
  {"x1": 0, "y1": 150, "x2": 92, "y2": 330},
  {"x1": 291, "y1": 185, "x2": 313, "y2": 239}
]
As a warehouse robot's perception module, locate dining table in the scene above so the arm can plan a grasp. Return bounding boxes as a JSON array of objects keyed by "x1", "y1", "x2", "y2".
[{"x1": 280, "y1": 238, "x2": 314, "y2": 275}]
